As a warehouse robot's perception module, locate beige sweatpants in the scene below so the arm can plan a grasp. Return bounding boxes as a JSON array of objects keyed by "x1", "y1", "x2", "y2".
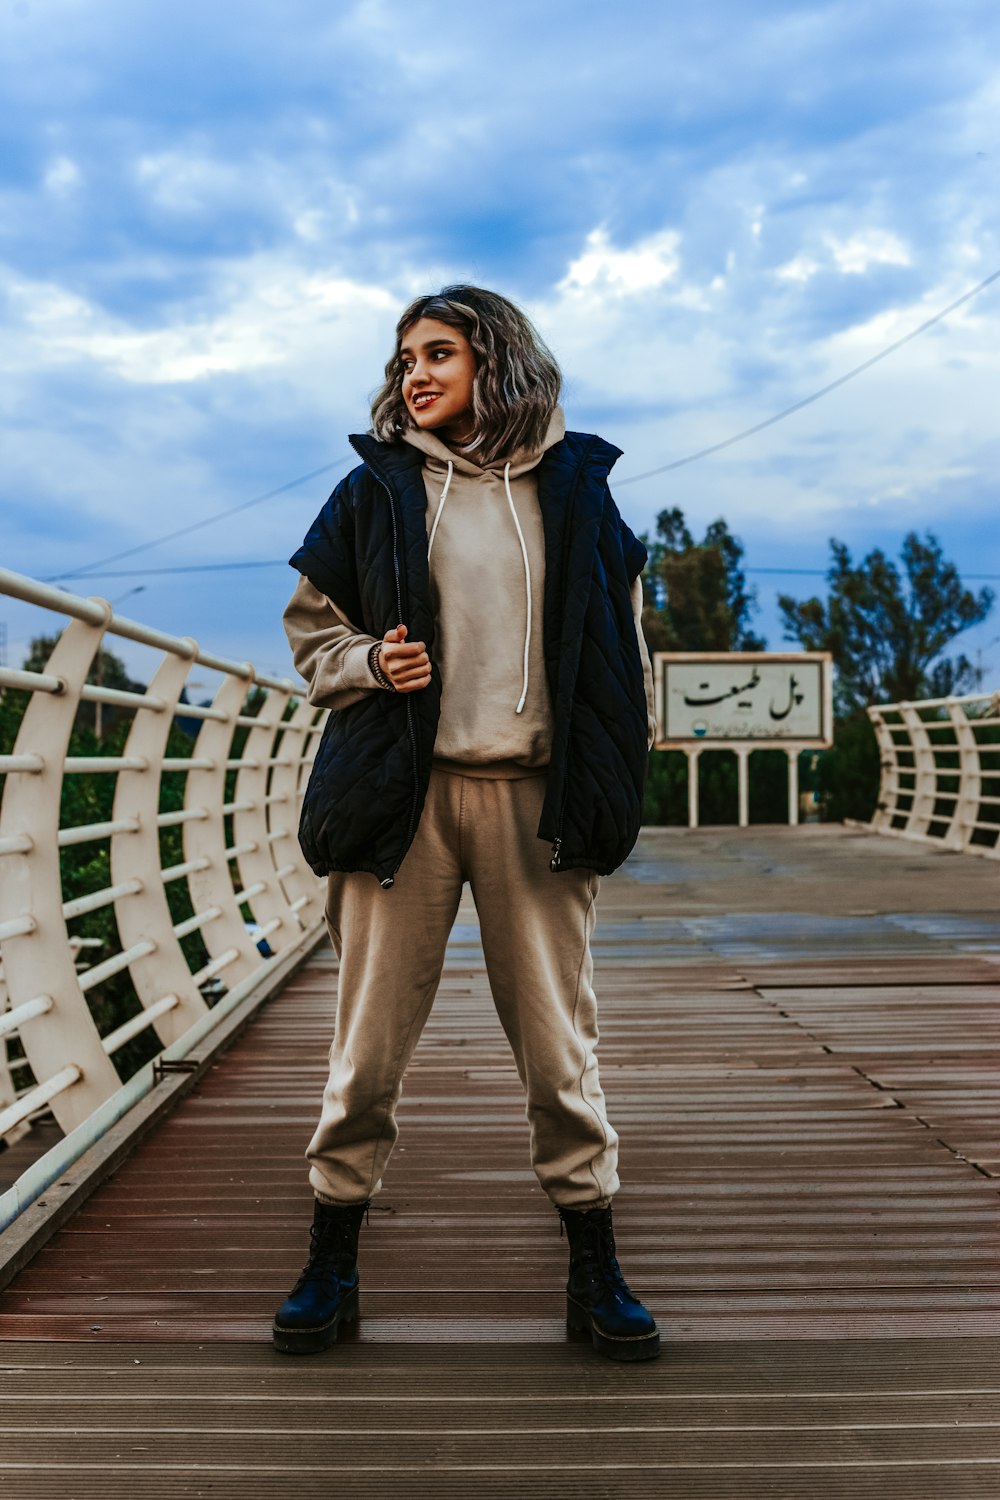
[{"x1": 306, "y1": 766, "x2": 620, "y2": 1208}]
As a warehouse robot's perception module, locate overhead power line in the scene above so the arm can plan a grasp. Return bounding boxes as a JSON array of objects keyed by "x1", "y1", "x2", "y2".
[
  {"x1": 44, "y1": 458, "x2": 349, "y2": 585},
  {"x1": 46, "y1": 560, "x2": 1000, "y2": 583},
  {"x1": 57, "y1": 561, "x2": 290, "y2": 579},
  {"x1": 746, "y1": 566, "x2": 1000, "y2": 578},
  {"x1": 615, "y1": 266, "x2": 1000, "y2": 486}
]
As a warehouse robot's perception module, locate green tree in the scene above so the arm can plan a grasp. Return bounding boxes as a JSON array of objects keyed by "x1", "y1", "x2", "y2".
[
  {"x1": 641, "y1": 507, "x2": 766, "y2": 654},
  {"x1": 778, "y1": 532, "x2": 994, "y2": 713}
]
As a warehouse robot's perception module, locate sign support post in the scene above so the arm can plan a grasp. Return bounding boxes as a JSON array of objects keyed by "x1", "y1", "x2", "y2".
[
  {"x1": 786, "y1": 747, "x2": 800, "y2": 826},
  {"x1": 688, "y1": 746, "x2": 702, "y2": 829}
]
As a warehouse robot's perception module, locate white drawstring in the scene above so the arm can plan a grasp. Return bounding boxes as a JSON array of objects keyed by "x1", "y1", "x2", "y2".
[
  {"x1": 503, "y1": 462, "x2": 532, "y2": 715},
  {"x1": 426, "y1": 461, "x2": 453, "y2": 559},
  {"x1": 427, "y1": 458, "x2": 532, "y2": 717}
]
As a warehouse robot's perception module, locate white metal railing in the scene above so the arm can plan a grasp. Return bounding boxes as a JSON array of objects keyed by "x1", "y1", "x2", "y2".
[
  {"x1": 0, "y1": 565, "x2": 326, "y2": 1166},
  {"x1": 867, "y1": 690, "x2": 1000, "y2": 860}
]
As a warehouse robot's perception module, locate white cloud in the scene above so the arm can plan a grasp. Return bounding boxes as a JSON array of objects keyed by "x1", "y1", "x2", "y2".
[
  {"x1": 7, "y1": 276, "x2": 93, "y2": 331},
  {"x1": 775, "y1": 231, "x2": 911, "y2": 284},
  {"x1": 293, "y1": 210, "x2": 325, "y2": 243},
  {"x1": 1, "y1": 258, "x2": 398, "y2": 384},
  {"x1": 826, "y1": 230, "x2": 912, "y2": 275},
  {"x1": 824, "y1": 270, "x2": 997, "y2": 360},
  {"x1": 135, "y1": 150, "x2": 245, "y2": 215},
  {"x1": 543, "y1": 225, "x2": 732, "y2": 399},
  {"x1": 559, "y1": 227, "x2": 681, "y2": 296},
  {"x1": 776, "y1": 253, "x2": 822, "y2": 283},
  {"x1": 43, "y1": 155, "x2": 81, "y2": 194}
]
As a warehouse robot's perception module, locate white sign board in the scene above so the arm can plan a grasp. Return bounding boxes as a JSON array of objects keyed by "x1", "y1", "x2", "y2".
[{"x1": 656, "y1": 652, "x2": 832, "y2": 748}]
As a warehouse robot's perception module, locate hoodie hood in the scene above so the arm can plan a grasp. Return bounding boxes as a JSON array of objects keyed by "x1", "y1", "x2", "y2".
[{"x1": 401, "y1": 405, "x2": 566, "y2": 480}]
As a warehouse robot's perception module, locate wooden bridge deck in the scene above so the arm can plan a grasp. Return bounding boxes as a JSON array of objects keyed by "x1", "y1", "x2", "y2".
[{"x1": 1, "y1": 824, "x2": 999, "y2": 1497}]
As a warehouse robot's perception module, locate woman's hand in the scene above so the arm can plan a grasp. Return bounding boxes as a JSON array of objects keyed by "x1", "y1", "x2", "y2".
[{"x1": 378, "y1": 624, "x2": 432, "y2": 693}]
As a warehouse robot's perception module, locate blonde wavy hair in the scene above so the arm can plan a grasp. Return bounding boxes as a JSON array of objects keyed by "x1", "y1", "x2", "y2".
[{"x1": 370, "y1": 285, "x2": 562, "y2": 464}]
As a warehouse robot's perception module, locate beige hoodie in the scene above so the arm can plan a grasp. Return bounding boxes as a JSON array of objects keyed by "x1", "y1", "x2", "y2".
[{"x1": 283, "y1": 411, "x2": 656, "y2": 768}]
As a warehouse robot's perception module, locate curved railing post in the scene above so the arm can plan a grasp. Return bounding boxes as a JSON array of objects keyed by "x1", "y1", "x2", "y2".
[
  {"x1": 946, "y1": 700, "x2": 982, "y2": 854},
  {"x1": 0, "y1": 614, "x2": 126, "y2": 1131},
  {"x1": 899, "y1": 703, "x2": 936, "y2": 839},
  {"x1": 181, "y1": 670, "x2": 269, "y2": 992},
  {"x1": 230, "y1": 680, "x2": 301, "y2": 955},
  {"x1": 109, "y1": 642, "x2": 210, "y2": 1045},
  {"x1": 868, "y1": 706, "x2": 902, "y2": 833},
  {"x1": 265, "y1": 697, "x2": 324, "y2": 926}
]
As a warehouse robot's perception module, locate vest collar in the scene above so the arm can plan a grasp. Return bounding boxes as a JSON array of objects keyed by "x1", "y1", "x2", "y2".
[{"x1": 350, "y1": 429, "x2": 623, "y2": 491}]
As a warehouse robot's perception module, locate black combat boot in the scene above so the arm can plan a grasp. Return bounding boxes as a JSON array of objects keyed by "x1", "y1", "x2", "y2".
[
  {"x1": 272, "y1": 1198, "x2": 368, "y2": 1354},
  {"x1": 557, "y1": 1203, "x2": 660, "y2": 1362}
]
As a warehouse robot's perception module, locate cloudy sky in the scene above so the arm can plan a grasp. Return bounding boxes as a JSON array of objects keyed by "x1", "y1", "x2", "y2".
[{"x1": 2, "y1": 0, "x2": 999, "y2": 688}]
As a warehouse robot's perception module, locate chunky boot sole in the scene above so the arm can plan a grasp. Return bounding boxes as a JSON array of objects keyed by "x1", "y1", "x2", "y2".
[
  {"x1": 272, "y1": 1285, "x2": 360, "y2": 1355},
  {"x1": 566, "y1": 1295, "x2": 661, "y2": 1362}
]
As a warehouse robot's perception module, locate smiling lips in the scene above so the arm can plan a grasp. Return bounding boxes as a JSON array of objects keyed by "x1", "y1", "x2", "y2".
[{"x1": 412, "y1": 392, "x2": 441, "y2": 410}]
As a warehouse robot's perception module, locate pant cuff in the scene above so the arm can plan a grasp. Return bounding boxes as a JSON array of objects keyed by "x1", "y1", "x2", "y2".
[{"x1": 552, "y1": 1194, "x2": 613, "y2": 1211}]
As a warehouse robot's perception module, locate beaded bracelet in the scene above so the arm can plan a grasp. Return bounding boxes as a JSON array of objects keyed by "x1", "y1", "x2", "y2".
[{"x1": 368, "y1": 640, "x2": 396, "y2": 691}]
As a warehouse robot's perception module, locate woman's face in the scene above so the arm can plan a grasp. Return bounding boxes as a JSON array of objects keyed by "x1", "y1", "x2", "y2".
[{"x1": 400, "y1": 317, "x2": 477, "y2": 444}]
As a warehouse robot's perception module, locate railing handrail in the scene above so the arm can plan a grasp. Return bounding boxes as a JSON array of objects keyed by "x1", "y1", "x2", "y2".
[
  {"x1": 871, "y1": 688, "x2": 1000, "y2": 713},
  {"x1": 0, "y1": 566, "x2": 296, "y2": 692}
]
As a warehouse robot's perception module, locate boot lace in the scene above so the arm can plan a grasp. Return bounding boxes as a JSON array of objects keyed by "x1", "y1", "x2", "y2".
[
  {"x1": 294, "y1": 1204, "x2": 368, "y2": 1291},
  {"x1": 561, "y1": 1209, "x2": 634, "y2": 1304}
]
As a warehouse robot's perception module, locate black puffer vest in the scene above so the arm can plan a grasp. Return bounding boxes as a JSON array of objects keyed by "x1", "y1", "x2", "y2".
[{"x1": 290, "y1": 430, "x2": 648, "y2": 886}]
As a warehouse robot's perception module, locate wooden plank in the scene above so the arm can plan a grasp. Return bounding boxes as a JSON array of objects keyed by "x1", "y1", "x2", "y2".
[{"x1": 1, "y1": 825, "x2": 999, "y2": 1496}]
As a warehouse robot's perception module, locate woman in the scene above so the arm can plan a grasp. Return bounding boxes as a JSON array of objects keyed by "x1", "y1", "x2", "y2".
[{"x1": 274, "y1": 285, "x2": 659, "y2": 1361}]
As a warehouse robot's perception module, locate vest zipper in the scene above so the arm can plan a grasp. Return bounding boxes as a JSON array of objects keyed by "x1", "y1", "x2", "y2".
[
  {"x1": 544, "y1": 436, "x2": 596, "y2": 876},
  {"x1": 377, "y1": 476, "x2": 421, "y2": 890}
]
